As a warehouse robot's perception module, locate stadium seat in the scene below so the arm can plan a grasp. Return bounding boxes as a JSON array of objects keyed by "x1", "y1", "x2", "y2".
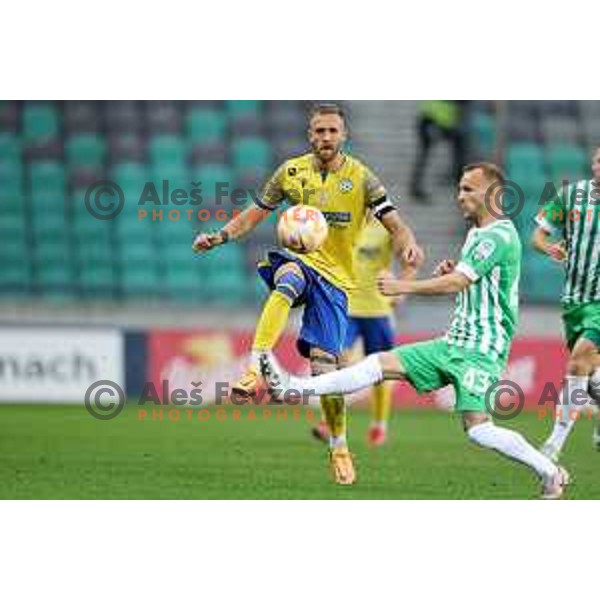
[
  {"x1": 77, "y1": 256, "x2": 117, "y2": 296},
  {"x1": 65, "y1": 134, "x2": 106, "y2": 167},
  {"x1": 226, "y1": 100, "x2": 262, "y2": 116},
  {"x1": 23, "y1": 103, "x2": 60, "y2": 142},
  {"x1": 0, "y1": 133, "x2": 20, "y2": 163},
  {"x1": 146, "y1": 101, "x2": 182, "y2": 133},
  {"x1": 107, "y1": 134, "x2": 146, "y2": 163},
  {"x1": 0, "y1": 258, "x2": 31, "y2": 292},
  {"x1": 36, "y1": 261, "x2": 75, "y2": 294},
  {"x1": 0, "y1": 101, "x2": 18, "y2": 132},
  {"x1": 186, "y1": 107, "x2": 226, "y2": 143},
  {"x1": 29, "y1": 161, "x2": 66, "y2": 197},
  {"x1": 231, "y1": 137, "x2": 272, "y2": 169},
  {"x1": 120, "y1": 261, "x2": 161, "y2": 296},
  {"x1": 148, "y1": 134, "x2": 186, "y2": 167},
  {"x1": 521, "y1": 251, "x2": 565, "y2": 303},
  {"x1": 541, "y1": 116, "x2": 580, "y2": 144},
  {"x1": 506, "y1": 143, "x2": 545, "y2": 176},
  {"x1": 547, "y1": 144, "x2": 587, "y2": 182},
  {"x1": 164, "y1": 261, "x2": 203, "y2": 295},
  {"x1": 190, "y1": 140, "x2": 229, "y2": 164},
  {"x1": 64, "y1": 101, "x2": 100, "y2": 132},
  {"x1": 190, "y1": 164, "x2": 234, "y2": 202},
  {"x1": 104, "y1": 101, "x2": 142, "y2": 133},
  {"x1": 470, "y1": 111, "x2": 495, "y2": 157},
  {"x1": 0, "y1": 160, "x2": 23, "y2": 199}
]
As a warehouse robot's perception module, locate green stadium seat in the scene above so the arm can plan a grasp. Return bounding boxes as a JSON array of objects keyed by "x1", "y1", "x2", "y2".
[
  {"x1": 0, "y1": 258, "x2": 31, "y2": 290},
  {"x1": 65, "y1": 134, "x2": 106, "y2": 167},
  {"x1": 471, "y1": 112, "x2": 495, "y2": 156},
  {"x1": 120, "y1": 261, "x2": 161, "y2": 295},
  {"x1": 112, "y1": 162, "x2": 148, "y2": 188},
  {"x1": 547, "y1": 144, "x2": 587, "y2": 181},
  {"x1": 29, "y1": 161, "x2": 66, "y2": 198},
  {"x1": 23, "y1": 103, "x2": 59, "y2": 142},
  {"x1": 36, "y1": 261, "x2": 75, "y2": 295},
  {"x1": 186, "y1": 108, "x2": 226, "y2": 142},
  {"x1": 118, "y1": 237, "x2": 156, "y2": 263},
  {"x1": 148, "y1": 135, "x2": 186, "y2": 166},
  {"x1": 521, "y1": 250, "x2": 565, "y2": 303},
  {"x1": 164, "y1": 262, "x2": 203, "y2": 295},
  {"x1": 0, "y1": 160, "x2": 23, "y2": 199},
  {"x1": 231, "y1": 137, "x2": 271, "y2": 169},
  {"x1": 190, "y1": 164, "x2": 234, "y2": 200},
  {"x1": 0, "y1": 133, "x2": 20, "y2": 162},
  {"x1": 226, "y1": 100, "x2": 262, "y2": 116},
  {"x1": 506, "y1": 143, "x2": 545, "y2": 175},
  {"x1": 32, "y1": 236, "x2": 71, "y2": 264},
  {"x1": 78, "y1": 264, "x2": 116, "y2": 297}
]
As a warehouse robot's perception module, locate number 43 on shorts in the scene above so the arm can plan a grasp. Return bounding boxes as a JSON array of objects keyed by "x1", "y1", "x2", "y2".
[{"x1": 462, "y1": 367, "x2": 494, "y2": 395}]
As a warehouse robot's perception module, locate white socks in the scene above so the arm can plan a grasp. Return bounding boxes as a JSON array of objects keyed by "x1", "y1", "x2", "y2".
[
  {"x1": 468, "y1": 421, "x2": 557, "y2": 480},
  {"x1": 545, "y1": 375, "x2": 590, "y2": 453},
  {"x1": 295, "y1": 354, "x2": 384, "y2": 398}
]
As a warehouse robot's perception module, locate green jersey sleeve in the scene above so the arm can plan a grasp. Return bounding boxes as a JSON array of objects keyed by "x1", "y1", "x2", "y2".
[{"x1": 455, "y1": 230, "x2": 507, "y2": 282}]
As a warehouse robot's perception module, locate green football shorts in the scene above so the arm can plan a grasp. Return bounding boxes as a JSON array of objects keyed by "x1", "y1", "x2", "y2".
[
  {"x1": 562, "y1": 302, "x2": 600, "y2": 350},
  {"x1": 393, "y1": 337, "x2": 504, "y2": 413}
]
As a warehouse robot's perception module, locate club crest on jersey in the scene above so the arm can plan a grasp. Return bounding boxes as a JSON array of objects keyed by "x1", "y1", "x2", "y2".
[
  {"x1": 339, "y1": 178, "x2": 354, "y2": 193},
  {"x1": 287, "y1": 166, "x2": 298, "y2": 177},
  {"x1": 473, "y1": 239, "x2": 496, "y2": 261}
]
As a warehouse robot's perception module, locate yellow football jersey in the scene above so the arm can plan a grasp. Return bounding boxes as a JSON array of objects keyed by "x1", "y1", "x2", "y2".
[
  {"x1": 348, "y1": 219, "x2": 394, "y2": 317},
  {"x1": 260, "y1": 152, "x2": 387, "y2": 293}
]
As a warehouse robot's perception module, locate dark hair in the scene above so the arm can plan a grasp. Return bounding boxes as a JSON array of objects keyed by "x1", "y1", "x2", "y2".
[
  {"x1": 462, "y1": 162, "x2": 505, "y2": 184},
  {"x1": 309, "y1": 102, "x2": 346, "y2": 123}
]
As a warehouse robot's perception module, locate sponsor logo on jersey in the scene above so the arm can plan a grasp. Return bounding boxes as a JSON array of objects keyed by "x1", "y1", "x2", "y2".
[
  {"x1": 474, "y1": 239, "x2": 496, "y2": 261},
  {"x1": 339, "y1": 178, "x2": 354, "y2": 193}
]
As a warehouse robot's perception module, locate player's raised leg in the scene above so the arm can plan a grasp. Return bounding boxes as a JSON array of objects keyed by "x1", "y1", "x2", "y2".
[{"x1": 232, "y1": 262, "x2": 306, "y2": 398}]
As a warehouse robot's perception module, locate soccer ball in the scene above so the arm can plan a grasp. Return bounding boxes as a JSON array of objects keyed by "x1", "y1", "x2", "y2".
[{"x1": 277, "y1": 205, "x2": 328, "y2": 254}]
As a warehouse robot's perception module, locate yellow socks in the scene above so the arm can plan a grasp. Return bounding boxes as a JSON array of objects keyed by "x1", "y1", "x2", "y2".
[
  {"x1": 252, "y1": 291, "x2": 292, "y2": 354},
  {"x1": 372, "y1": 382, "x2": 392, "y2": 426},
  {"x1": 320, "y1": 394, "x2": 346, "y2": 448}
]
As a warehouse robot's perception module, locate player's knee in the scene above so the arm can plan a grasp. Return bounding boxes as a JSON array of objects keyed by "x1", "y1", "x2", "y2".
[
  {"x1": 462, "y1": 411, "x2": 490, "y2": 434},
  {"x1": 310, "y1": 351, "x2": 338, "y2": 376},
  {"x1": 274, "y1": 263, "x2": 306, "y2": 304}
]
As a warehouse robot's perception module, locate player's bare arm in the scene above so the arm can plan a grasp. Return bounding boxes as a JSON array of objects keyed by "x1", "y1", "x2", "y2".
[
  {"x1": 531, "y1": 226, "x2": 567, "y2": 263},
  {"x1": 377, "y1": 270, "x2": 470, "y2": 296},
  {"x1": 192, "y1": 204, "x2": 272, "y2": 252},
  {"x1": 379, "y1": 209, "x2": 424, "y2": 270}
]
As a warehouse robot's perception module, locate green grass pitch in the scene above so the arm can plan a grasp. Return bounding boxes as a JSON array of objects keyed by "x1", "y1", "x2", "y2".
[{"x1": 0, "y1": 403, "x2": 598, "y2": 499}]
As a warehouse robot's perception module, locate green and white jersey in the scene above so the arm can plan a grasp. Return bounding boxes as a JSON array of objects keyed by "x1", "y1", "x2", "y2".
[
  {"x1": 536, "y1": 179, "x2": 600, "y2": 305},
  {"x1": 446, "y1": 219, "x2": 521, "y2": 363}
]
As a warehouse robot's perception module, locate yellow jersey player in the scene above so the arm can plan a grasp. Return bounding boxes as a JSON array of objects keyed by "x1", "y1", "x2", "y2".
[
  {"x1": 312, "y1": 216, "x2": 402, "y2": 446},
  {"x1": 193, "y1": 103, "x2": 423, "y2": 485}
]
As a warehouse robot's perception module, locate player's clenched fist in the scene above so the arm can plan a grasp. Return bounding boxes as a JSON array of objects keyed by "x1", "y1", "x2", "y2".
[
  {"x1": 546, "y1": 242, "x2": 567, "y2": 263},
  {"x1": 377, "y1": 272, "x2": 409, "y2": 296},
  {"x1": 433, "y1": 259, "x2": 456, "y2": 277},
  {"x1": 192, "y1": 230, "x2": 228, "y2": 253}
]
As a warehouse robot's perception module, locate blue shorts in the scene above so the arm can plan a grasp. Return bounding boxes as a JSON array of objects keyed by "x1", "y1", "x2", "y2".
[
  {"x1": 257, "y1": 249, "x2": 349, "y2": 358},
  {"x1": 343, "y1": 315, "x2": 395, "y2": 354}
]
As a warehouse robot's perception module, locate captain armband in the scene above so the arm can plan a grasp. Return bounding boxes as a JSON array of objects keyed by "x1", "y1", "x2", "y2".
[{"x1": 370, "y1": 195, "x2": 397, "y2": 220}]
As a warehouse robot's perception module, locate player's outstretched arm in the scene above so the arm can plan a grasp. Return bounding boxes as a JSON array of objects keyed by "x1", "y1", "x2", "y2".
[
  {"x1": 379, "y1": 209, "x2": 424, "y2": 271},
  {"x1": 531, "y1": 226, "x2": 567, "y2": 263},
  {"x1": 192, "y1": 205, "x2": 271, "y2": 253},
  {"x1": 377, "y1": 270, "x2": 470, "y2": 297}
]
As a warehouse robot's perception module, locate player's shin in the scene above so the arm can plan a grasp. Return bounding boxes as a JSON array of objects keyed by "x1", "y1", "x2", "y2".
[
  {"x1": 468, "y1": 421, "x2": 558, "y2": 481},
  {"x1": 543, "y1": 375, "x2": 590, "y2": 458},
  {"x1": 251, "y1": 291, "x2": 293, "y2": 360},
  {"x1": 372, "y1": 381, "x2": 392, "y2": 428},
  {"x1": 320, "y1": 394, "x2": 347, "y2": 448}
]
